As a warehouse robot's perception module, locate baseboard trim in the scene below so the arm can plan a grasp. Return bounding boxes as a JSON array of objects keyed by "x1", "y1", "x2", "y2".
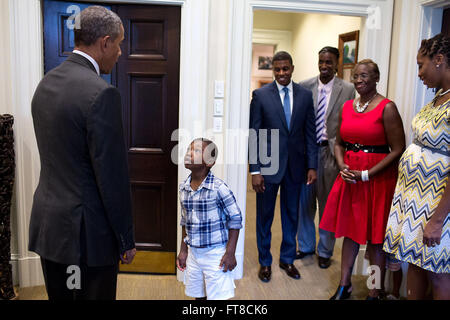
[{"x1": 10, "y1": 254, "x2": 44, "y2": 288}]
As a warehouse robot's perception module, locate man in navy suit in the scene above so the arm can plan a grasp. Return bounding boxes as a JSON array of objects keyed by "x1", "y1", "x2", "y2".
[{"x1": 249, "y1": 51, "x2": 317, "y2": 282}]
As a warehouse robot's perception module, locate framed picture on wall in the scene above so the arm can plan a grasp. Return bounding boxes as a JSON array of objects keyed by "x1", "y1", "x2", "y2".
[
  {"x1": 338, "y1": 30, "x2": 359, "y2": 82},
  {"x1": 258, "y1": 56, "x2": 273, "y2": 70}
]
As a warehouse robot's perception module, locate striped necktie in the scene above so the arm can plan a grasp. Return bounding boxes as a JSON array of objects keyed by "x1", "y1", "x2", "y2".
[
  {"x1": 316, "y1": 88, "x2": 327, "y2": 143},
  {"x1": 283, "y1": 87, "x2": 291, "y2": 130}
]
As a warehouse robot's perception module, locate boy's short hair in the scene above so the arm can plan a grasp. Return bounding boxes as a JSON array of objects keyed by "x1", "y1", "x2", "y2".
[{"x1": 192, "y1": 138, "x2": 218, "y2": 166}]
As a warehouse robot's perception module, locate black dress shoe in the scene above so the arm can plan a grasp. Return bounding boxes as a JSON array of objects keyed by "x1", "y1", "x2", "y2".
[
  {"x1": 318, "y1": 256, "x2": 331, "y2": 269},
  {"x1": 330, "y1": 284, "x2": 352, "y2": 300},
  {"x1": 279, "y1": 262, "x2": 301, "y2": 279},
  {"x1": 295, "y1": 250, "x2": 315, "y2": 259},
  {"x1": 258, "y1": 266, "x2": 271, "y2": 282}
]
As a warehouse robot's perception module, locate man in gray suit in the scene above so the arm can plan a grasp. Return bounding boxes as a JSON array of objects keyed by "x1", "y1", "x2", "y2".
[
  {"x1": 29, "y1": 6, "x2": 135, "y2": 300},
  {"x1": 296, "y1": 47, "x2": 355, "y2": 268}
]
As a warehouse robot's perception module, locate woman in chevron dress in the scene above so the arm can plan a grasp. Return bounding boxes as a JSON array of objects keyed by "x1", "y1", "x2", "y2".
[{"x1": 383, "y1": 33, "x2": 450, "y2": 300}]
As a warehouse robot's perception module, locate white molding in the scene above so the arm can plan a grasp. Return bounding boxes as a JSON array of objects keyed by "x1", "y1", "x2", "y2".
[
  {"x1": 175, "y1": 0, "x2": 210, "y2": 281},
  {"x1": 419, "y1": 0, "x2": 450, "y2": 8},
  {"x1": 251, "y1": 0, "x2": 370, "y2": 15},
  {"x1": 415, "y1": 3, "x2": 443, "y2": 117},
  {"x1": 227, "y1": 0, "x2": 393, "y2": 278},
  {"x1": 76, "y1": 0, "x2": 186, "y2": 4},
  {"x1": 8, "y1": 0, "x2": 44, "y2": 288},
  {"x1": 252, "y1": 28, "x2": 292, "y2": 53},
  {"x1": 389, "y1": 0, "x2": 444, "y2": 144}
]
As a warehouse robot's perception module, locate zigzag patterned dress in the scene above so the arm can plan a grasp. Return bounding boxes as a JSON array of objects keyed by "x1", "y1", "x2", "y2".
[{"x1": 383, "y1": 93, "x2": 449, "y2": 273}]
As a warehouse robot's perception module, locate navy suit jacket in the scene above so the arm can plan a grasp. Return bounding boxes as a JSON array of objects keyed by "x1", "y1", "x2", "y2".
[{"x1": 249, "y1": 81, "x2": 318, "y2": 184}]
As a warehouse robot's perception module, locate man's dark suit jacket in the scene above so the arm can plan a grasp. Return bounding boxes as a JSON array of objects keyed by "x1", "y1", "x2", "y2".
[
  {"x1": 29, "y1": 53, "x2": 134, "y2": 267},
  {"x1": 249, "y1": 81, "x2": 317, "y2": 184}
]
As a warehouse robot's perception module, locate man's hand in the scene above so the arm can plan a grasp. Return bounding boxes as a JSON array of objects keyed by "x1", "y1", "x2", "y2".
[
  {"x1": 219, "y1": 252, "x2": 237, "y2": 272},
  {"x1": 252, "y1": 174, "x2": 265, "y2": 193},
  {"x1": 176, "y1": 249, "x2": 188, "y2": 271},
  {"x1": 120, "y1": 248, "x2": 136, "y2": 264},
  {"x1": 306, "y1": 169, "x2": 317, "y2": 185}
]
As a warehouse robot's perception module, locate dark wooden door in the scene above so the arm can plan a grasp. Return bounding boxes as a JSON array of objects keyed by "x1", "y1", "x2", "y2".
[
  {"x1": 43, "y1": 1, "x2": 181, "y2": 274},
  {"x1": 43, "y1": 0, "x2": 112, "y2": 83},
  {"x1": 114, "y1": 4, "x2": 180, "y2": 274},
  {"x1": 442, "y1": 8, "x2": 450, "y2": 37}
]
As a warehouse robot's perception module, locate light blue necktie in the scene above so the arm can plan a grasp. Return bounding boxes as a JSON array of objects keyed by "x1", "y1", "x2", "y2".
[
  {"x1": 316, "y1": 88, "x2": 327, "y2": 143},
  {"x1": 282, "y1": 87, "x2": 291, "y2": 130}
]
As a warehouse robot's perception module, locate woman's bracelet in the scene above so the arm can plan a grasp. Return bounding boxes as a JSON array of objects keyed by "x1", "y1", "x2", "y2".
[{"x1": 361, "y1": 170, "x2": 369, "y2": 182}]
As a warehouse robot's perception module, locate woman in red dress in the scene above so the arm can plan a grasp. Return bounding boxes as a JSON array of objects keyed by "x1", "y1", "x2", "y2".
[{"x1": 320, "y1": 59, "x2": 405, "y2": 300}]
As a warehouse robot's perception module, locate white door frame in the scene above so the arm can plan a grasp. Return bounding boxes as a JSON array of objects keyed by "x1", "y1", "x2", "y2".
[
  {"x1": 385, "y1": 0, "x2": 445, "y2": 146},
  {"x1": 225, "y1": 0, "x2": 394, "y2": 279},
  {"x1": 252, "y1": 28, "x2": 293, "y2": 53}
]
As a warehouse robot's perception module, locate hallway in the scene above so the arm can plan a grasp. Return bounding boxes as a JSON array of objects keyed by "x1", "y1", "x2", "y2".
[{"x1": 16, "y1": 174, "x2": 370, "y2": 300}]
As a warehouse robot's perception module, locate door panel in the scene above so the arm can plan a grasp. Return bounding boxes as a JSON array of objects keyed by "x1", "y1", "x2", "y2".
[
  {"x1": 116, "y1": 4, "x2": 180, "y2": 274},
  {"x1": 43, "y1": 1, "x2": 181, "y2": 274},
  {"x1": 443, "y1": 8, "x2": 450, "y2": 37},
  {"x1": 43, "y1": 0, "x2": 112, "y2": 83}
]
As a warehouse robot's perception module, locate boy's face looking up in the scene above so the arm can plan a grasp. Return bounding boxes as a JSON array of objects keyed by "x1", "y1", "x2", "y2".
[{"x1": 184, "y1": 140, "x2": 216, "y2": 170}]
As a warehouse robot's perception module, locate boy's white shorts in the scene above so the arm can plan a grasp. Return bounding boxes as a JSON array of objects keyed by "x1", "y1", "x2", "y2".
[{"x1": 183, "y1": 245, "x2": 236, "y2": 300}]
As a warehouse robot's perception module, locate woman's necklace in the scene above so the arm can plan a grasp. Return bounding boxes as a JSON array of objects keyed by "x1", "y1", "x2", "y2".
[
  {"x1": 355, "y1": 92, "x2": 378, "y2": 113},
  {"x1": 438, "y1": 88, "x2": 450, "y2": 97},
  {"x1": 432, "y1": 88, "x2": 450, "y2": 107}
]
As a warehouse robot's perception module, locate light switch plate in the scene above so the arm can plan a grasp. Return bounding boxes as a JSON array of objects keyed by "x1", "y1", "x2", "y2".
[
  {"x1": 214, "y1": 99, "x2": 224, "y2": 116},
  {"x1": 214, "y1": 80, "x2": 225, "y2": 98},
  {"x1": 213, "y1": 117, "x2": 223, "y2": 133}
]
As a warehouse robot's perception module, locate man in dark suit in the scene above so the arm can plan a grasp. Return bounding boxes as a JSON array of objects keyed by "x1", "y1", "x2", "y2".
[
  {"x1": 296, "y1": 47, "x2": 355, "y2": 269},
  {"x1": 249, "y1": 51, "x2": 317, "y2": 282},
  {"x1": 29, "y1": 6, "x2": 136, "y2": 300}
]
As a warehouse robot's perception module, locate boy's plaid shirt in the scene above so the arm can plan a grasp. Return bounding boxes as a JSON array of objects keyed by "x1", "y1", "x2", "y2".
[{"x1": 179, "y1": 171, "x2": 242, "y2": 248}]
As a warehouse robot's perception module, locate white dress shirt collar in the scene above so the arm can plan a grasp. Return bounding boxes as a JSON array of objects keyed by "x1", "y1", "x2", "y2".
[
  {"x1": 72, "y1": 50, "x2": 100, "y2": 76},
  {"x1": 275, "y1": 80, "x2": 293, "y2": 93},
  {"x1": 318, "y1": 76, "x2": 335, "y2": 93}
]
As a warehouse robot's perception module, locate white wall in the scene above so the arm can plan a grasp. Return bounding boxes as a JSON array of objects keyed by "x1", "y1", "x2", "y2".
[{"x1": 291, "y1": 12, "x2": 362, "y2": 82}]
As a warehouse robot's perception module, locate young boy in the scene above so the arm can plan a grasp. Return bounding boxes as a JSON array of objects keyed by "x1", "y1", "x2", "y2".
[{"x1": 176, "y1": 138, "x2": 242, "y2": 300}]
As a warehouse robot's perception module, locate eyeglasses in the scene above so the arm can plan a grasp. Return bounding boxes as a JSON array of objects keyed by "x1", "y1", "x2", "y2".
[
  {"x1": 352, "y1": 73, "x2": 370, "y2": 82},
  {"x1": 352, "y1": 73, "x2": 370, "y2": 81}
]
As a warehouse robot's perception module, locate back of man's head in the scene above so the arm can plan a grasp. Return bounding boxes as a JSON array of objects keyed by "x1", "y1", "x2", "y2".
[{"x1": 74, "y1": 6, "x2": 122, "y2": 47}]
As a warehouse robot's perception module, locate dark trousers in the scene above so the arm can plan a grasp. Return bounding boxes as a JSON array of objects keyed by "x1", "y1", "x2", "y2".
[
  {"x1": 256, "y1": 170, "x2": 301, "y2": 266},
  {"x1": 40, "y1": 258, "x2": 118, "y2": 300}
]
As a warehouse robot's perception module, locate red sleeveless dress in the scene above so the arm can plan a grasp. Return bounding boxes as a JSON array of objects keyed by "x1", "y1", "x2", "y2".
[{"x1": 319, "y1": 98, "x2": 398, "y2": 245}]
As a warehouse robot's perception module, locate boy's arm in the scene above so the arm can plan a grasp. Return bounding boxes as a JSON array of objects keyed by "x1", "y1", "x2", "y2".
[
  {"x1": 220, "y1": 229, "x2": 240, "y2": 272},
  {"x1": 217, "y1": 183, "x2": 242, "y2": 272},
  {"x1": 176, "y1": 226, "x2": 188, "y2": 271}
]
